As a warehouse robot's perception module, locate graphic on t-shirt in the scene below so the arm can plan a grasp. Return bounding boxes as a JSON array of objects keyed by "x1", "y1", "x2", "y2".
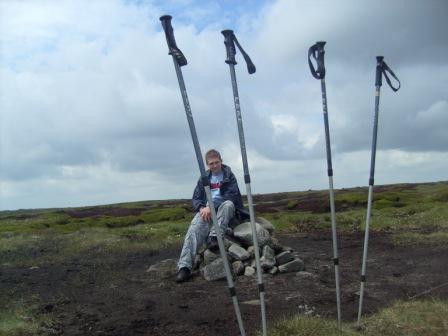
[{"x1": 210, "y1": 182, "x2": 221, "y2": 190}]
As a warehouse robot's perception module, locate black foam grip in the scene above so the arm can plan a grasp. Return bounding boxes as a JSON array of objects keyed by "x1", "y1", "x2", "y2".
[
  {"x1": 361, "y1": 275, "x2": 366, "y2": 282},
  {"x1": 160, "y1": 15, "x2": 187, "y2": 66},
  {"x1": 258, "y1": 284, "x2": 265, "y2": 293},
  {"x1": 375, "y1": 56, "x2": 384, "y2": 87},
  {"x1": 222, "y1": 30, "x2": 237, "y2": 65},
  {"x1": 201, "y1": 176, "x2": 209, "y2": 187},
  {"x1": 333, "y1": 258, "x2": 339, "y2": 266}
]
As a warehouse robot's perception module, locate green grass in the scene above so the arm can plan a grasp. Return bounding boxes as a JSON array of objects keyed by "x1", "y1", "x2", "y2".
[
  {"x1": 0, "y1": 301, "x2": 41, "y2": 336},
  {"x1": 262, "y1": 182, "x2": 448, "y2": 244},
  {"x1": 265, "y1": 299, "x2": 448, "y2": 336}
]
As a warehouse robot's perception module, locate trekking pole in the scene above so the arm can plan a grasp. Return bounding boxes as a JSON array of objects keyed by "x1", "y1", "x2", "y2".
[
  {"x1": 160, "y1": 15, "x2": 246, "y2": 336},
  {"x1": 221, "y1": 30, "x2": 267, "y2": 336},
  {"x1": 308, "y1": 41, "x2": 342, "y2": 328},
  {"x1": 357, "y1": 56, "x2": 400, "y2": 326}
]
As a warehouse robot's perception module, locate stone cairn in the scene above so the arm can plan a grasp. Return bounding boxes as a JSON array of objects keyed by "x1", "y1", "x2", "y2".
[
  {"x1": 146, "y1": 217, "x2": 305, "y2": 281},
  {"x1": 198, "y1": 217, "x2": 305, "y2": 281}
]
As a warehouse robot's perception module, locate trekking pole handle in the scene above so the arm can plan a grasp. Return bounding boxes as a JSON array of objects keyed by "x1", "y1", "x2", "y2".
[
  {"x1": 222, "y1": 29, "x2": 237, "y2": 65},
  {"x1": 376, "y1": 56, "x2": 401, "y2": 92},
  {"x1": 160, "y1": 15, "x2": 188, "y2": 67},
  {"x1": 221, "y1": 30, "x2": 256, "y2": 74},
  {"x1": 308, "y1": 41, "x2": 326, "y2": 79},
  {"x1": 375, "y1": 56, "x2": 384, "y2": 87}
]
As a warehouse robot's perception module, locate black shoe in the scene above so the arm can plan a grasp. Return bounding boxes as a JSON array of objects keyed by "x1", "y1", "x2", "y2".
[
  {"x1": 176, "y1": 267, "x2": 191, "y2": 283},
  {"x1": 206, "y1": 236, "x2": 219, "y2": 252}
]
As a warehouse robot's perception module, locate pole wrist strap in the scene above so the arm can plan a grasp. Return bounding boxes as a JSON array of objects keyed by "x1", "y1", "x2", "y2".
[
  {"x1": 381, "y1": 61, "x2": 401, "y2": 92},
  {"x1": 222, "y1": 30, "x2": 256, "y2": 74}
]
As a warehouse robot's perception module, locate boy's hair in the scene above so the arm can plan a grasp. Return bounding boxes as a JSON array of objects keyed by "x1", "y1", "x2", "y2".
[{"x1": 205, "y1": 149, "x2": 222, "y2": 164}]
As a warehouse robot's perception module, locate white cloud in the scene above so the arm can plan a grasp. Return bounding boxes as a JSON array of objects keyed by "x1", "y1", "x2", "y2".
[{"x1": 1, "y1": 0, "x2": 447, "y2": 210}]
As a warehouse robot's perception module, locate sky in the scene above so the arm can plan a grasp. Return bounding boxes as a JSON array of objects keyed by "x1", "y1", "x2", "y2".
[{"x1": 0, "y1": 0, "x2": 447, "y2": 210}]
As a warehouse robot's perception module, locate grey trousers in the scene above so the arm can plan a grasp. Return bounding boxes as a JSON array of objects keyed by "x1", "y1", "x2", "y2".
[{"x1": 177, "y1": 200, "x2": 235, "y2": 270}]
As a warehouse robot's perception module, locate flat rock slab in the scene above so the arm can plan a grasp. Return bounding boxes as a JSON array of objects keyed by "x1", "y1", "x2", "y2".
[
  {"x1": 146, "y1": 259, "x2": 178, "y2": 278},
  {"x1": 201, "y1": 258, "x2": 227, "y2": 281},
  {"x1": 234, "y1": 222, "x2": 270, "y2": 247},
  {"x1": 279, "y1": 258, "x2": 305, "y2": 273},
  {"x1": 204, "y1": 249, "x2": 220, "y2": 265},
  {"x1": 275, "y1": 251, "x2": 294, "y2": 266},
  {"x1": 228, "y1": 244, "x2": 251, "y2": 261}
]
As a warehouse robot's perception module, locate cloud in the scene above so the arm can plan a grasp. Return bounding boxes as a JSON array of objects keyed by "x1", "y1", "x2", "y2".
[{"x1": 1, "y1": 0, "x2": 447, "y2": 209}]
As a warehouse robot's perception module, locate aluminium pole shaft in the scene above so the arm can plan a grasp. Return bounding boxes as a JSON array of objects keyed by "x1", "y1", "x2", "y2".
[
  {"x1": 357, "y1": 55, "x2": 400, "y2": 326},
  {"x1": 160, "y1": 15, "x2": 246, "y2": 336},
  {"x1": 321, "y1": 77, "x2": 342, "y2": 327},
  {"x1": 228, "y1": 62, "x2": 267, "y2": 336},
  {"x1": 357, "y1": 83, "x2": 381, "y2": 326},
  {"x1": 308, "y1": 41, "x2": 342, "y2": 327}
]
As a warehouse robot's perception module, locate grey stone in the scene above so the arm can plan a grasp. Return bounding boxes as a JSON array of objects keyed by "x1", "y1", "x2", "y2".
[
  {"x1": 244, "y1": 266, "x2": 255, "y2": 276},
  {"x1": 268, "y1": 266, "x2": 278, "y2": 275},
  {"x1": 201, "y1": 258, "x2": 227, "y2": 281},
  {"x1": 296, "y1": 271, "x2": 317, "y2": 280},
  {"x1": 260, "y1": 245, "x2": 276, "y2": 270},
  {"x1": 232, "y1": 261, "x2": 245, "y2": 276},
  {"x1": 233, "y1": 222, "x2": 270, "y2": 247},
  {"x1": 278, "y1": 258, "x2": 305, "y2": 273},
  {"x1": 146, "y1": 259, "x2": 178, "y2": 278},
  {"x1": 204, "y1": 249, "x2": 220, "y2": 265},
  {"x1": 275, "y1": 251, "x2": 294, "y2": 266},
  {"x1": 250, "y1": 259, "x2": 257, "y2": 269},
  {"x1": 256, "y1": 216, "x2": 275, "y2": 234},
  {"x1": 246, "y1": 246, "x2": 256, "y2": 258},
  {"x1": 267, "y1": 237, "x2": 283, "y2": 253},
  {"x1": 224, "y1": 236, "x2": 240, "y2": 250},
  {"x1": 228, "y1": 244, "x2": 251, "y2": 261}
]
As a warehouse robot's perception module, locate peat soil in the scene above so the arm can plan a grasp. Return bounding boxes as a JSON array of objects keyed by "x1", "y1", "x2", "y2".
[{"x1": 1, "y1": 231, "x2": 448, "y2": 336}]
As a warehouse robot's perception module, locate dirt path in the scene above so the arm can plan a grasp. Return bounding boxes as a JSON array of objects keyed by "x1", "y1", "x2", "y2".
[{"x1": 2, "y1": 231, "x2": 448, "y2": 336}]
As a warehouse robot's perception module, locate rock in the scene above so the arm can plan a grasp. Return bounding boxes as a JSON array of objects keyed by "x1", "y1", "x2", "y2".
[
  {"x1": 228, "y1": 244, "x2": 251, "y2": 261},
  {"x1": 268, "y1": 266, "x2": 278, "y2": 275},
  {"x1": 260, "y1": 246, "x2": 276, "y2": 270},
  {"x1": 224, "y1": 236, "x2": 240, "y2": 250},
  {"x1": 204, "y1": 249, "x2": 221, "y2": 265},
  {"x1": 233, "y1": 222, "x2": 270, "y2": 247},
  {"x1": 256, "y1": 216, "x2": 275, "y2": 234},
  {"x1": 247, "y1": 246, "x2": 256, "y2": 258},
  {"x1": 232, "y1": 261, "x2": 244, "y2": 276},
  {"x1": 278, "y1": 258, "x2": 305, "y2": 273},
  {"x1": 146, "y1": 259, "x2": 178, "y2": 278},
  {"x1": 244, "y1": 266, "x2": 255, "y2": 276},
  {"x1": 267, "y1": 237, "x2": 283, "y2": 253},
  {"x1": 296, "y1": 271, "x2": 317, "y2": 280},
  {"x1": 201, "y1": 258, "x2": 227, "y2": 281},
  {"x1": 275, "y1": 251, "x2": 294, "y2": 266}
]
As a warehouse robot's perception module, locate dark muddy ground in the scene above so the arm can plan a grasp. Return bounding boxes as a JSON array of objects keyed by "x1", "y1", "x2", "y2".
[{"x1": 1, "y1": 231, "x2": 448, "y2": 336}]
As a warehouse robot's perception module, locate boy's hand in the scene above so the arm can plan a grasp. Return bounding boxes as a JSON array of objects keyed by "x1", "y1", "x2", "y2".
[{"x1": 200, "y1": 207, "x2": 211, "y2": 222}]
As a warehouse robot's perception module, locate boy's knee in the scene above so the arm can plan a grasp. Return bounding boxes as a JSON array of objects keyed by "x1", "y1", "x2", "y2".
[{"x1": 221, "y1": 200, "x2": 234, "y2": 209}]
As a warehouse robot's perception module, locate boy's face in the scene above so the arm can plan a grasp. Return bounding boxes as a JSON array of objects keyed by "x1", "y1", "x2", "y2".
[{"x1": 207, "y1": 156, "x2": 222, "y2": 174}]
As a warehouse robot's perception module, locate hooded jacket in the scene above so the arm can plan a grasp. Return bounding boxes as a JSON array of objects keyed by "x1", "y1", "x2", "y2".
[{"x1": 192, "y1": 164, "x2": 248, "y2": 220}]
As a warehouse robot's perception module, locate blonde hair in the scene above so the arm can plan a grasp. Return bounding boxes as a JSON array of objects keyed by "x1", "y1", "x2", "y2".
[{"x1": 205, "y1": 149, "x2": 222, "y2": 164}]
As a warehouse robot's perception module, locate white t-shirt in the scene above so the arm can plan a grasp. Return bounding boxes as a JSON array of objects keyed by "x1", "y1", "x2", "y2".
[{"x1": 210, "y1": 172, "x2": 224, "y2": 207}]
